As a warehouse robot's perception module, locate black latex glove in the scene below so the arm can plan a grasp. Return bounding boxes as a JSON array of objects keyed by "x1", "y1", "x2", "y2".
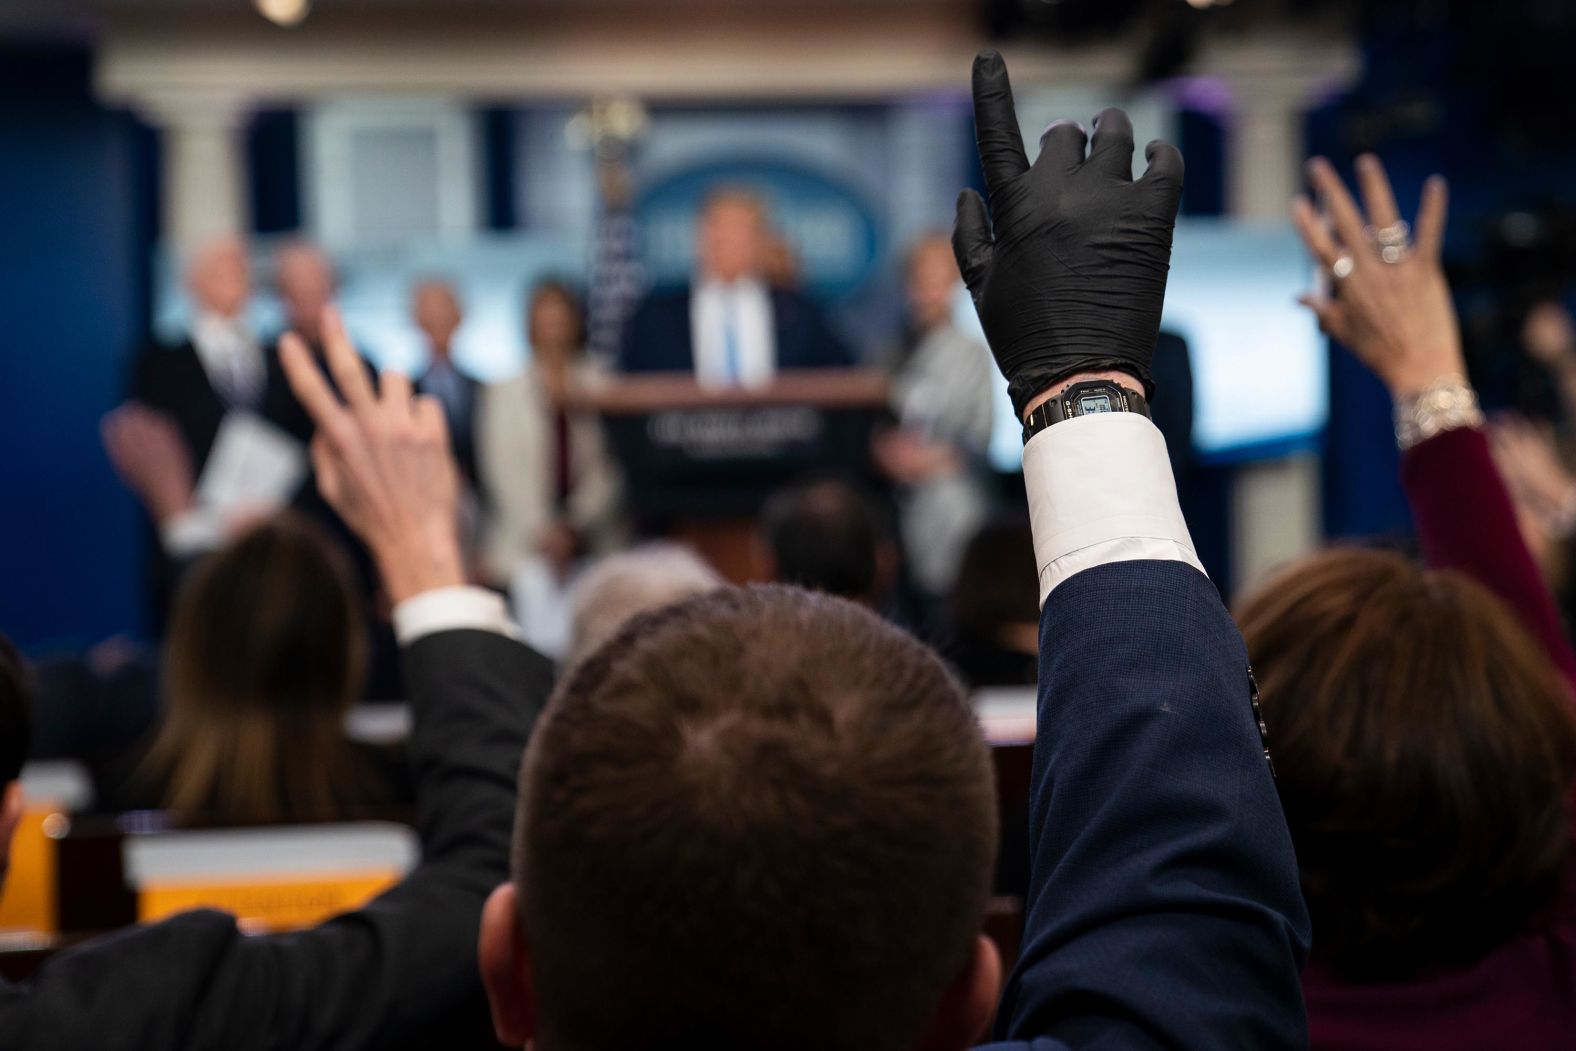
[{"x1": 953, "y1": 50, "x2": 1185, "y2": 418}]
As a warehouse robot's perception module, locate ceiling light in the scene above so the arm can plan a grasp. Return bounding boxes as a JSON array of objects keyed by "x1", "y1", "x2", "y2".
[{"x1": 256, "y1": 0, "x2": 311, "y2": 28}]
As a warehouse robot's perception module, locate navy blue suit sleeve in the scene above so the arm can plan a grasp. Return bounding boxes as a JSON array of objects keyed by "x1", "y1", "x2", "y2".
[
  {"x1": 772, "y1": 290, "x2": 856, "y2": 369},
  {"x1": 988, "y1": 560, "x2": 1310, "y2": 1050},
  {"x1": 618, "y1": 292, "x2": 692, "y2": 374}
]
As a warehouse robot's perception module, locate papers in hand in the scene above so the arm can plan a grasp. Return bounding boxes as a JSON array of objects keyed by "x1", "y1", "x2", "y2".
[
  {"x1": 197, "y1": 410, "x2": 309, "y2": 514},
  {"x1": 163, "y1": 411, "x2": 309, "y2": 558}
]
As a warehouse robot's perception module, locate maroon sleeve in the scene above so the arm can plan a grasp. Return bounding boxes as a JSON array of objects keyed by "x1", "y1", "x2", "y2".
[{"x1": 1400, "y1": 425, "x2": 1576, "y2": 688}]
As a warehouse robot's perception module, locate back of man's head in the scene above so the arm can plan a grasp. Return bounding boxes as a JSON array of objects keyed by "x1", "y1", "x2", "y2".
[
  {"x1": 514, "y1": 586, "x2": 998, "y2": 1051},
  {"x1": 761, "y1": 478, "x2": 885, "y2": 602}
]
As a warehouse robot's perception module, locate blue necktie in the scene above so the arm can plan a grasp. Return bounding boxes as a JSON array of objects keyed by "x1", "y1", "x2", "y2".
[{"x1": 722, "y1": 296, "x2": 742, "y2": 385}]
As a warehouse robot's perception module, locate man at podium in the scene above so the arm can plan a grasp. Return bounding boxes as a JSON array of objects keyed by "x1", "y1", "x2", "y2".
[{"x1": 618, "y1": 187, "x2": 854, "y2": 382}]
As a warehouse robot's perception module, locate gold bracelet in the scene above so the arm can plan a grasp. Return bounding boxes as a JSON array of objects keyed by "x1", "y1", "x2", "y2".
[{"x1": 1393, "y1": 375, "x2": 1484, "y2": 451}]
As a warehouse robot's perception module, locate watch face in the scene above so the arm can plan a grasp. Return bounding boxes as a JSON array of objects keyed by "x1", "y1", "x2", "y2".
[{"x1": 1076, "y1": 392, "x2": 1115, "y2": 414}]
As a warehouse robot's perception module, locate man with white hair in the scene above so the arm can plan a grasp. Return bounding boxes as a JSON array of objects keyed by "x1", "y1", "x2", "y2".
[
  {"x1": 563, "y1": 543, "x2": 723, "y2": 668},
  {"x1": 128, "y1": 235, "x2": 265, "y2": 473}
]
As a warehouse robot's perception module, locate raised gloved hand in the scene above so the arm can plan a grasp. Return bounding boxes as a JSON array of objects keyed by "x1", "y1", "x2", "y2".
[{"x1": 953, "y1": 50, "x2": 1185, "y2": 418}]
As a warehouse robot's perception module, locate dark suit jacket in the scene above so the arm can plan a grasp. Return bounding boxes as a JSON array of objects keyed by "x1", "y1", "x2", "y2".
[
  {"x1": 0, "y1": 627, "x2": 550, "y2": 1050},
  {"x1": 979, "y1": 560, "x2": 1311, "y2": 1050},
  {"x1": 1151, "y1": 331, "x2": 1195, "y2": 487},
  {"x1": 415, "y1": 365, "x2": 481, "y2": 487},
  {"x1": 618, "y1": 286, "x2": 855, "y2": 374},
  {"x1": 129, "y1": 339, "x2": 283, "y2": 478},
  {"x1": 126, "y1": 339, "x2": 297, "y2": 625}
]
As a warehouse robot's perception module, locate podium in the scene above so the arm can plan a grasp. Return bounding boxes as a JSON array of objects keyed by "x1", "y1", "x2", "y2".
[{"x1": 583, "y1": 369, "x2": 891, "y2": 582}]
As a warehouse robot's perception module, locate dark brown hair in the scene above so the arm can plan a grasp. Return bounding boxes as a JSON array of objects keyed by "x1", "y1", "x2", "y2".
[
  {"x1": 515, "y1": 585, "x2": 997, "y2": 1051},
  {"x1": 526, "y1": 278, "x2": 587, "y2": 354},
  {"x1": 1236, "y1": 547, "x2": 1576, "y2": 981},
  {"x1": 949, "y1": 519, "x2": 1038, "y2": 643},
  {"x1": 144, "y1": 514, "x2": 377, "y2": 824}
]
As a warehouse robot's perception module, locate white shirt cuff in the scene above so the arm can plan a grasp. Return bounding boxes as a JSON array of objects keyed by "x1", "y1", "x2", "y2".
[
  {"x1": 393, "y1": 586, "x2": 520, "y2": 645},
  {"x1": 160, "y1": 508, "x2": 226, "y2": 558},
  {"x1": 1023, "y1": 412, "x2": 1204, "y2": 605}
]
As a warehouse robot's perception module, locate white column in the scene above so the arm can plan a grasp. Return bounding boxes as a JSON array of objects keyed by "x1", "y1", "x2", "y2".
[
  {"x1": 1220, "y1": 73, "x2": 1336, "y2": 594},
  {"x1": 1227, "y1": 85, "x2": 1308, "y2": 221},
  {"x1": 137, "y1": 94, "x2": 251, "y2": 250}
]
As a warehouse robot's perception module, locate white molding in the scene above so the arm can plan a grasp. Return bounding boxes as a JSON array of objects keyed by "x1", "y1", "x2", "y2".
[{"x1": 303, "y1": 96, "x2": 479, "y2": 249}]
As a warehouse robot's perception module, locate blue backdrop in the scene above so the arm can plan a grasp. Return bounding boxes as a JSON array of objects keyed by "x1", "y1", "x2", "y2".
[{"x1": 0, "y1": 46, "x2": 155, "y2": 651}]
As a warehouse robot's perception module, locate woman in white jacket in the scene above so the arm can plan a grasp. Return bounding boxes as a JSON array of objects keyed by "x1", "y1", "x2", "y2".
[{"x1": 477, "y1": 280, "x2": 625, "y2": 588}]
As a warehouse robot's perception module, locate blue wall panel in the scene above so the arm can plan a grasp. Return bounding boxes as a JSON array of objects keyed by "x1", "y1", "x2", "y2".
[{"x1": 0, "y1": 84, "x2": 154, "y2": 650}]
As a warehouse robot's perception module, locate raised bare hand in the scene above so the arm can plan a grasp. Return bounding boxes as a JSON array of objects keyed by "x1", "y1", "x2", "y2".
[
  {"x1": 1292, "y1": 156, "x2": 1460, "y2": 396},
  {"x1": 280, "y1": 306, "x2": 464, "y2": 603}
]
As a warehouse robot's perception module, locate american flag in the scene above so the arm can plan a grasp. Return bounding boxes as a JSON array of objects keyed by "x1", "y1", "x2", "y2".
[{"x1": 584, "y1": 185, "x2": 645, "y2": 366}]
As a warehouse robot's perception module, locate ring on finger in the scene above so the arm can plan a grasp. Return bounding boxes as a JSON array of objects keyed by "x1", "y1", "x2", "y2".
[
  {"x1": 1331, "y1": 254, "x2": 1355, "y2": 280},
  {"x1": 1369, "y1": 220, "x2": 1410, "y2": 247}
]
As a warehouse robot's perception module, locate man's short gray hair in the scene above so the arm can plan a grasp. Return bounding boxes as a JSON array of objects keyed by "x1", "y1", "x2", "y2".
[{"x1": 565, "y1": 543, "x2": 725, "y2": 668}]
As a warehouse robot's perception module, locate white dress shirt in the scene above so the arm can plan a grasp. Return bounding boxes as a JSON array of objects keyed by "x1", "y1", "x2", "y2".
[
  {"x1": 1023, "y1": 411, "x2": 1204, "y2": 606},
  {"x1": 191, "y1": 311, "x2": 265, "y2": 410},
  {"x1": 690, "y1": 278, "x2": 776, "y2": 389},
  {"x1": 393, "y1": 586, "x2": 520, "y2": 645}
]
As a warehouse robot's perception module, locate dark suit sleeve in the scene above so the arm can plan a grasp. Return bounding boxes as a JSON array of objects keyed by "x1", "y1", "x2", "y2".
[
  {"x1": 777, "y1": 292, "x2": 855, "y2": 369},
  {"x1": 618, "y1": 294, "x2": 667, "y2": 373},
  {"x1": 184, "y1": 628, "x2": 551, "y2": 1050},
  {"x1": 989, "y1": 560, "x2": 1310, "y2": 1050},
  {"x1": 1149, "y1": 332, "x2": 1195, "y2": 485}
]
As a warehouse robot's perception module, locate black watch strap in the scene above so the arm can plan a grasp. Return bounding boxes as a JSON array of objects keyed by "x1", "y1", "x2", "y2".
[{"x1": 1022, "y1": 380, "x2": 1151, "y2": 445}]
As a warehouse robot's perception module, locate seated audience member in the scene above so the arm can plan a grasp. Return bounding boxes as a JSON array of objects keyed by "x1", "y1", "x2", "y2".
[
  {"x1": 1238, "y1": 551, "x2": 1576, "y2": 1037},
  {"x1": 945, "y1": 520, "x2": 1039, "y2": 689},
  {"x1": 412, "y1": 279, "x2": 481, "y2": 485},
  {"x1": 619, "y1": 186, "x2": 854, "y2": 383},
  {"x1": 473, "y1": 55, "x2": 1309, "y2": 1051},
  {"x1": 0, "y1": 309, "x2": 549, "y2": 1048},
  {"x1": 1266, "y1": 154, "x2": 1576, "y2": 1045},
  {"x1": 104, "y1": 398, "x2": 405, "y2": 703},
  {"x1": 562, "y1": 542, "x2": 723, "y2": 669},
  {"x1": 874, "y1": 234, "x2": 996, "y2": 602},
  {"x1": 25, "y1": 641, "x2": 159, "y2": 766},
  {"x1": 0, "y1": 636, "x2": 32, "y2": 889},
  {"x1": 478, "y1": 280, "x2": 624, "y2": 587},
  {"x1": 94, "y1": 513, "x2": 407, "y2": 823},
  {"x1": 759, "y1": 477, "x2": 894, "y2": 607}
]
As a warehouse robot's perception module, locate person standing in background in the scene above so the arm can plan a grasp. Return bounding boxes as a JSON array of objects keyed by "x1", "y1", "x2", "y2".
[
  {"x1": 129, "y1": 236, "x2": 266, "y2": 473},
  {"x1": 126, "y1": 236, "x2": 281, "y2": 624},
  {"x1": 263, "y1": 242, "x2": 383, "y2": 445},
  {"x1": 411, "y1": 279, "x2": 480, "y2": 486},
  {"x1": 873, "y1": 234, "x2": 997, "y2": 607},
  {"x1": 619, "y1": 187, "x2": 853, "y2": 384},
  {"x1": 274, "y1": 241, "x2": 336, "y2": 353},
  {"x1": 478, "y1": 281, "x2": 625, "y2": 590}
]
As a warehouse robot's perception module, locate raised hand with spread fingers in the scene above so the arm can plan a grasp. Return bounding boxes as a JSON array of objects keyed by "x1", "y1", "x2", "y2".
[
  {"x1": 952, "y1": 50, "x2": 1184, "y2": 418},
  {"x1": 1292, "y1": 155, "x2": 1459, "y2": 397},
  {"x1": 279, "y1": 306, "x2": 465, "y2": 604}
]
